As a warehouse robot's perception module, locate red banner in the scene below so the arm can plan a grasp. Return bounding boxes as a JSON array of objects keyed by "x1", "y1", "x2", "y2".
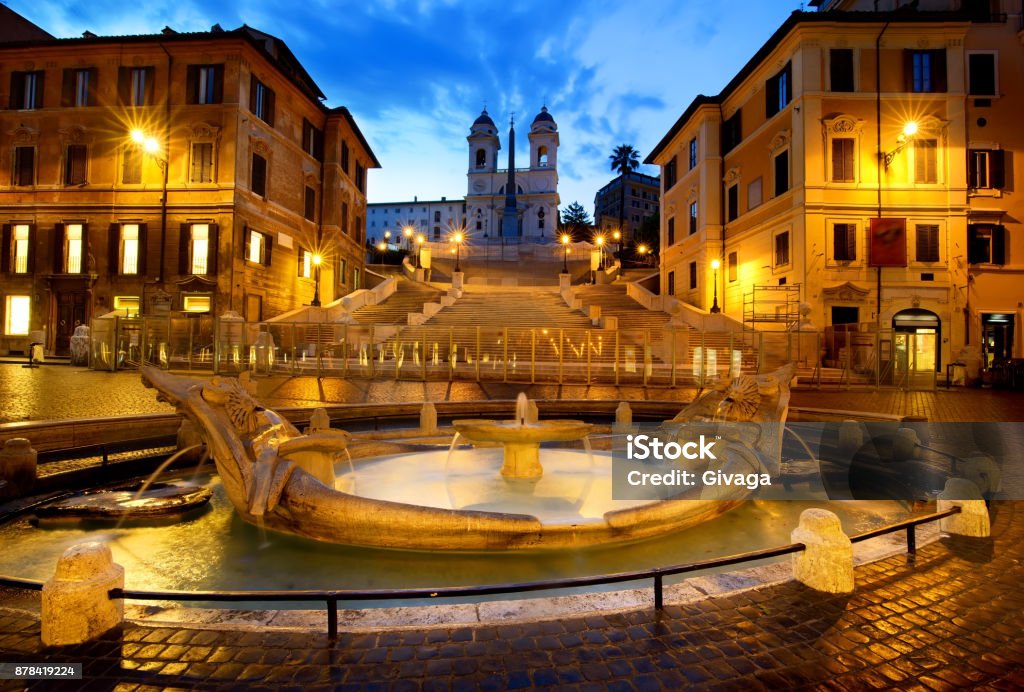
[{"x1": 869, "y1": 218, "x2": 907, "y2": 267}]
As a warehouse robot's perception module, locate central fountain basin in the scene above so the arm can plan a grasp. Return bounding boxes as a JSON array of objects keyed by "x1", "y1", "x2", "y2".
[{"x1": 450, "y1": 419, "x2": 593, "y2": 479}]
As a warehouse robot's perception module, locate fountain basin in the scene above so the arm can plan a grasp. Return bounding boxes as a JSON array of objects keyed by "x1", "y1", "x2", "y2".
[
  {"x1": 33, "y1": 481, "x2": 211, "y2": 524},
  {"x1": 451, "y1": 419, "x2": 593, "y2": 479}
]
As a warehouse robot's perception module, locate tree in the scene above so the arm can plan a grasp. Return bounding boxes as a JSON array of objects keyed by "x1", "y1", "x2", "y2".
[
  {"x1": 609, "y1": 144, "x2": 641, "y2": 239},
  {"x1": 559, "y1": 201, "x2": 592, "y2": 241}
]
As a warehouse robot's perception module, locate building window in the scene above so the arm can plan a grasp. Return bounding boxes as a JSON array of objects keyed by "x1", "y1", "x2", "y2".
[
  {"x1": 182, "y1": 295, "x2": 211, "y2": 313},
  {"x1": 356, "y1": 163, "x2": 366, "y2": 193},
  {"x1": 537, "y1": 146, "x2": 549, "y2": 166},
  {"x1": 667, "y1": 271, "x2": 675, "y2": 296},
  {"x1": 338, "y1": 258, "x2": 347, "y2": 285},
  {"x1": 664, "y1": 156, "x2": 677, "y2": 190},
  {"x1": 916, "y1": 224, "x2": 939, "y2": 263},
  {"x1": 14, "y1": 146, "x2": 35, "y2": 186},
  {"x1": 64, "y1": 144, "x2": 87, "y2": 186},
  {"x1": 180, "y1": 223, "x2": 218, "y2": 276},
  {"x1": 689, "y1": 261, "x2": 697, "y2": 290},
  {"x1": 830, "y1": 49, "x2": 854, "y2": 92},
  {"x1": 119, "y1": 66, "x2": 154, "y2": 106},
  {"x1": 967, "y1": 52, "x2": 996, "y2": 96},
  {"x1": 914, "y1": 139, "x2": 937, "y2": 184},
  {"x1": 722, "y1": 110, "x2": 742, "y2": 153},
  {"x1": 250, "y1": 77, "x2": 276, "y2": 126},
  {"x1": 65, "y1": 224, "x2": 84, "y2": 274},
  {"x1": 4, "y1": 295, "x2": 30, "y2": 335},
  {"x1": 251, "y1": 153, "x2": 267, "y2": 197},
  {"x1": 833, "y1": 223, "x2": 856, "y2": 261},
  {"x1": 831, "y1": 138, "x2": 854, "y2": 182},
  {"x1": 119, "y1": 223, "x2": 141, "y2": 274},
  {"x1": 968, "y1": 149, "x2": 1004, "y2": 189},
  {"x1": 304, "y1": 186, "x2": 316, "y2": 222},
  {"x1": 3, "y1": 224, "x2": 32, "y2": 274},
  {"x1": 122, "y1": 147, "x2": 142, "y2": 184},
  {"x1": 774, "y1": 150, "x2": 790, "y2": 196},
  {"x1": 765, "y1": 62, "x2": 792, "y2": 118},
  {"x1": 190, "y1": 142, "x2": 214, "y2": 183},
  {"x1": 906, "y1": 49, "x2": 946, "y2": 93},
  {"x1": 727, "y1": 184, "x2": 738, "y2": 222},
  {"x1": 341, "y1": 202, "x2": 350, "y2": 235},
  {"x1": 689, "y1": 202, "x2": 698, "y2": 235},
  {"x1": 186, "y1": 65, "x2": 223, "y2": 105},
  {"x1": 302, "y1": 120, "x2": 323, "y2": 160},
  {"x1": 747, "y1": 177, "x2": 762, "y2": 210},
  {"x1": 728, "y1": 251, "x2": 738, "y2": 282},
  {"x1": 245, "y1": 228, "x2": 272, "y2": 266},
  {"x1": 968, "y1": 224, "x2": 1005, "y2": 265},
  {"x1": 667, "y1": 217, "x2": 675, "y2": 246},
  {"x1": 341, "y1": 142, "x2": 350, "y2": 175},
  {"x1": 475, "y1": 148, "x2": 486, "y2": 168},
  {"x1": 355, "y1": 216, "x2": 362, "y2": 243},
  {"x1": 774, "y1": 231, "x2": 790, "y2": 267},
  {"x1": 688, "y1": 138, "x2": 697, "y2": 170},
  {"x1": 352, "y1": 268, "x2": 360, "y2": 291},
  {"x1": 9, "y1": 71, "x2": 44, "y2": 110},
  {"x1": 62, "y1": 68, "x2": 96, "y2": 107},
  {"x1": 298, "y1": 248, "x2": 314, "y2": 279},
  {"x1": 113, "y1": 296, "x2": 139, "y2": 314}
]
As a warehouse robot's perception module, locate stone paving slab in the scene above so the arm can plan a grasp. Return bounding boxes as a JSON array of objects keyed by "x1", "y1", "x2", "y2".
[{"x1": 0, "y1": 502, "x2": 1021, "y2": 689}]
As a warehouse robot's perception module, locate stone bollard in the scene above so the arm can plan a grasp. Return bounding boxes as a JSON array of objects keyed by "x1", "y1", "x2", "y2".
[
  {"x1": 959, "y1": 455, "x2": 1001, "y2": 496},
  {"x1": 305, "y1": 408, "x2": 331, "y2": 434},
  {"x1": 891, "y1": 427, "x2": 919, "y2": 462},
  {"x1": 937, "y1": 478, "x2": 990, "y2": 537},
  {"x1": 0, "y1": 438, "x2": 37, "y2": 498},
  {"x1": 420, "y1": 402, "x2": 438, "y2": 435},
  {"x1": 42, "y1": 542, "x2": 124, "y2": 646},
  {"x1": 837, "y1": 420, "x2": 863, "y2": 456},
  {"x1": 526, "y1": 400, "x2": 539, "y2": 425},
  {"x1": 791, "y1": 508, "x2": 854, "y2": 593},
  {"x1": 615, "y1": 402, "x2": 633, "y2": 426}
]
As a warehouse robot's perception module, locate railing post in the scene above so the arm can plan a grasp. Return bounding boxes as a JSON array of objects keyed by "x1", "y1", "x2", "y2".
[
  {"x1": 699, "y1": 331, "x2": 705, "y2": 390},
  {"x1": 476, "y1": 326, "x2": 481, "y2": 382},
  {"x1": 614, "y1": 330, "x2": 620, "y2": 386},
  {"x1": 643, "y1": 329, "x2": 650, "y2": 386},
  {"x1": 213, "y1": 317, "x2": 221, "y2": 375},
  {"x1": 875, "y1": 330, "x2": 880, "y2": 389},
  {"x1": 327, "y1": 597, "x2": 338, "y2": 640},
  {"x1": 670, "y1": 329, "x2": 677, "y2": 387},
  {"x1": 289, "y1": 324, "x2": 297, "y2": 376},
  {"x1": 530, "y1": 329, "x2": 536, "y2": 384},
  {"x1": 586, "y1": 331, "x2": 592, "y2": 384},
  {"x1": 369, "y1": 324, "x2": 376, "y2": 378},
  {"x1": 558, "y1": 329, "x2": 564, "y2": 384},
  {"x1": 449, "y1": 328, "x2": 454, "y2": 381},
  {"x1": 906, "y1": 525, "x2": 916, "y2": 556},
  {"x1": 653, "y1": 573, "x2": 664, "y2": 610},
  {"x1": 342, "y1": 325, "x2": 350, "y2": 378},
  {"x1": 422, "y1": 331, "x2": 428, "y2": 381},
  {"x1": 503, "y1": 327, "x2": 509, "y2": 383}
]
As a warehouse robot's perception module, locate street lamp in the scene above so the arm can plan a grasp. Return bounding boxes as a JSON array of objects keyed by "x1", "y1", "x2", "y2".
[
  {"x1": 595, "y1": 234, "x2": 606, "y2": 269},
  {"x1": 376, "y1": 241, "x2": 387, "y2": 263},
  {"x1": 710, "y1": 258, "x2": 721, "y2": 313},
  {"x1": 637, "y1": 243, "x2": 649, "y2": 267},
  {"x1": 403, "y1": 226, "x2": 413, "y2": 254},
  {"x1": 560, "y1": 233, "x2": 571, "y2": 273},
  {"x1": 612, "y1": 229, "x2": 621, "y2": 255},
  {"x1": 451, "y1": 231, "x2": 464, "y2": 272},
  {"x1": 311, "y1": 253, "x2": 323, "y2": 307},
  {"x1": 415, "y1": 234, "x2": 425, "y2": 269},
  {"x1": 130, "y1": 128, "x2": 168, "y2": 284},
  {"x1": 384, "y1": 230, "x2": 392, "y2": 249},
  {"x1": 883, "y1": 121, "x2": 919, "y2": 169}
]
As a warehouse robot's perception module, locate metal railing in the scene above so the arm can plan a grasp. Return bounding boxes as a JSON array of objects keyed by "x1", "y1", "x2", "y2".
[{"x1": 0, "y1": 507, "x2": 961, "y2": 640}]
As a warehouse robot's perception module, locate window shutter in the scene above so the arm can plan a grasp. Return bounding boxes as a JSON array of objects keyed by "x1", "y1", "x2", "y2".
[
  {"x1": 992, "y1": 225, "x2": 1006, "y2": 265},
  {"x1": 933, "y1": 50, "x2": 947, "y2": 93},
  {"x1": 265, "y1": 89, "x2": 276, "y2": 127},
  {"x1": 186, "y1": 66, "x2": 198, "y2": 104},
  {"x1": 87, "y1": 68, "x2": 98, "y2": 106},
  {"x1": 61, "y1": 69, "x2": 74, "y2": 106},
  {"x1": 82, "y1": 223, "x2": 91, "y2": 273},
  {"x1": 1, "y1": 224, "x2": 10, "y2": 273},
  {"x1": 264, "y1": 234, "x2": 273, "y2": 267},
  {"x1": 178, "y1": 223, "x2": 190, "y2": 275},
  {"x1": 249, "y1": 75, "x2": 257, "y2": 114},
  {"x1": 903, "y1": 50, "x2": 914, "y2": 92},
  {"x1": 243, "y1": 225, "x2": 251, "y2": 262},
  {"x1": 207, "y1": 223, "x2": 219, "y2": 275},
  {"x1": 9, "y1": 73, "x2": 24, "y2": 109},
  {"x1": 212, "y1": 66, "x2": 223, "y2": 103},
  {"x1": 297, "y1": 246, "x2": 304, "y2": 277},
  {"x1": 138, "y1": 223, "x2": 148, "y2": 276},
  {"x1": 53, "y1": 223, "x2": 65, "y2": 273},
  {"x1": 118, "y1": 67, "x2": 130, "y2": 105},
  {"x1": 108, "y1": 223, "x2": 120, "y2": 275},
  {"x1": 144, "y1": 67, "x2": 155, "y2": 105},
  {"x1": 847, "y1": 225, "x2": 857, "y2": 260},
  {"x1": 990, "y1": 149, "x2": 1005, "y2": 189}
]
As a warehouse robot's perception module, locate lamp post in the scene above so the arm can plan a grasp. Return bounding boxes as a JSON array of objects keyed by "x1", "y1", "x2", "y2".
[
  {"x1": 612, "y1": 229, "x2": 621, "y2": 256},
  {"x1": 311, "y1": 253, "x2": 322, "y2": 307},
  {"x1": 403, "y1": 226, "x2": 413, "y2": 255},
  {"x1": 451, "y1": 231, "x2": 464, "y2": 273},
  {"x1": 595, "y1": 234, "x2": 606, "y2": 269},
  {"x1": 561, "y1": 233, "x2": 571, "y2": 273},
  {"x1": 376, "y1": 241, "x2": 387, "y2": 263},
  {"x1": 710, "y1": 258, "x2": 721, "y2": 314},
  {"x1": 130, "y1": 129, "x2": 168, "y2": 285},
  {"x1": 384, "y1": 230, "x2": 392, "y2": 249}
]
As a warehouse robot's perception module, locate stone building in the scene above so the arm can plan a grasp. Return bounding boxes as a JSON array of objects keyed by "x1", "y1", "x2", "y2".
[
  {"x1": 465, "y1": 107, "x2": 559, "y2": 241},
  {"x1": 647, "y1": 0, "x2": 1024, "y2": 376},
  {"x1": 0, "y1": 11, "x2": 378, "y2": 355},
  {"x1": 593, "y1": 171, "x2": 660, "y2": 241},
  {"x1": 367, "y1": 197, "x2": 467, "y2": 244}
]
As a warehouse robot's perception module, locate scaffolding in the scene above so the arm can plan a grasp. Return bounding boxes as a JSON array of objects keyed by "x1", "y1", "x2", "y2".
[{"x1": 743, "y1": 284, "x2": 802, "y2": 328}]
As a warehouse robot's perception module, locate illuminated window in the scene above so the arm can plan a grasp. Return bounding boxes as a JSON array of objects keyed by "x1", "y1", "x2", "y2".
[
  {"x1": 183, "y1": 295, "x2": 211, "y2": 313},
  {"x1": 689, "y1": 202, "x2": 698, "y2": 235},
  {"x1": 190, "y1": 224, "x2": 209, "y2": 275},
  {"x1": 121, "y1": 224, "x2": 140, "y2": 274},
  {"x1": 65, "y1": 224, "x2": 84, "y2": 273},
  {"x1": 246, "y1": 228, "x2": 271, "y2": 266},
  {"x1": 113, "y1": 296, "x2": 140, "y2": 314},
  {"x1": 299, "y1": 248, "x2": 313, "y2": 278},
  {"x1": 12, "y1": 225, "x2": 30, "y2": 274},
  {"x1": 4, "y1": 295, "x2": 30, "y2": 335},
  {"x1": 190, "y1": 142, "x2": 214, "y2": 183}
]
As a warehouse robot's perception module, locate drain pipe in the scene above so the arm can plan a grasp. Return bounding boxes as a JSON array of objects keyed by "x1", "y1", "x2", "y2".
[
  {"x1": 874, "y1": 20, "x2": 891, "y2": 331},
  {"x1": 718, "y1": 102, "x2": 727, "y2": 314}
]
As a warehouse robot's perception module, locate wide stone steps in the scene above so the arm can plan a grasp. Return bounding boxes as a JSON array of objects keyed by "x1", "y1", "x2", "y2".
[{"x1": 350, "y1": 279, "x2": 445, "y2": 325}]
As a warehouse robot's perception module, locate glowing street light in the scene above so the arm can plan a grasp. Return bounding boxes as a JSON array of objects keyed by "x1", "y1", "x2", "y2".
[
  {"x1": 403, "y1": 225, "x2": 414, "y2": 254},
  {"x1": 415, "y1": 233, "x2": 425, "y2": 269},
  {"x1": 129, "y1": 128, "x2": 168, "y2": 284},
  {"x1": 311, "y1": 253, "x2": 323, "y2": 307},
  {"x1": 451, "y1": 230, "x2": 465, "y2": 272},
  {"x1": 595, "y1": 234, "x2": 606, "y2": 269},
  {"x1": 612, "y1": 229, "x2": 622, "y2": 255},
  {"x1": 710, "y1": 258, "x2": 721, "y2": 314},
  {"x1": 561, "y1": 233, "x2": 571, "y2": 273},
  {"x1": 884, "y1": 121, "x2": 920, "y2": 169}
]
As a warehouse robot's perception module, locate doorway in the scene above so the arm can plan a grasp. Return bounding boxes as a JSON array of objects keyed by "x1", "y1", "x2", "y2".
[
  {"x1": 981, "y1": 313, "x2": 1015, "y2": 368},
  {"x1": 55, "y1": 291, "x2": 88, "y2": 356},
  {"x1": 831, "y1": 306, "x2": 859, "y2": 326}
]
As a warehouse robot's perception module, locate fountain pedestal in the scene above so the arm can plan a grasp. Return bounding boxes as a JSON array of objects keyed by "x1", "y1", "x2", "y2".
[
  {"x1": 451, "y1": 419, "x2": 593, "y2": 480},
  {"x1": 501, "y1": 442, "x2": 544, "y2": 479}
]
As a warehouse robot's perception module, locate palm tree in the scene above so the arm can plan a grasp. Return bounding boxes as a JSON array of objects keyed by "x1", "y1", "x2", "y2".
[{"x1": 609, "y1": 144, "x2": 641, "y2": 242}]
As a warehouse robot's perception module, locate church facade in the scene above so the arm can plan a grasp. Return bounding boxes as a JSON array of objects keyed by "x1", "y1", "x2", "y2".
[{"x1": 465, "y1": 107, "x2": 559, "y2": 241}]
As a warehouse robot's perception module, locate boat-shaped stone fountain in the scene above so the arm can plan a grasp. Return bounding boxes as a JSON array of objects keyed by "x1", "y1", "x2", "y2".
[{"x1": 140, "y1": 364, "x2": 795, "y2": 551}]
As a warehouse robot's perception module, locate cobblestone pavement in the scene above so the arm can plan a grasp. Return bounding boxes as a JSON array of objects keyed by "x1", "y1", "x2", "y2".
[
  {"x1": 3, "y1": 363, "x2": 1024, "y2": 423},
  {"x1": 0, "y1": 502, "x2": 1019, "y2": 689}
]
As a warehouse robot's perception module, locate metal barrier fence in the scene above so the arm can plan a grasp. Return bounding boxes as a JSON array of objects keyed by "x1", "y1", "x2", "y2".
[{"x1": 89, "y1": 316, "x2": 939, "y2": 390}]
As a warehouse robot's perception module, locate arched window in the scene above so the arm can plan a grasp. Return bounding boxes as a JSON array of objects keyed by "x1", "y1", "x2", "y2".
[
  {"x1": 475, "y1": 149, "x2": 486, "y2": 168},
  {"x1": 537, "y1": 146, "x2": 548, "y2": 167},
  {"x1": 538, "y1": 208, "x2": 545, "y2": 229}
]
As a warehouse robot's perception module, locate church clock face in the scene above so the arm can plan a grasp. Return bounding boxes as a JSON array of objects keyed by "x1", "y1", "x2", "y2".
[{"x1": 472, "y1": 180, "x2": 485, "y2": 192}]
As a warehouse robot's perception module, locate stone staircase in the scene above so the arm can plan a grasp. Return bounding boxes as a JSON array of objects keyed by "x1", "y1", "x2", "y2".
[
  {"x1": 572, "y1": 284, "x2": 671, "y2": 332},
  {"x1": 350, "y1": 278, "x2": 445, "y2": 325}
]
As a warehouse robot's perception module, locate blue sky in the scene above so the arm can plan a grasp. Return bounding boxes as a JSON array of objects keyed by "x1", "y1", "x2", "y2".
[{"x1": 12, "y1": 0, "x2": 801, "y2": 216}]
